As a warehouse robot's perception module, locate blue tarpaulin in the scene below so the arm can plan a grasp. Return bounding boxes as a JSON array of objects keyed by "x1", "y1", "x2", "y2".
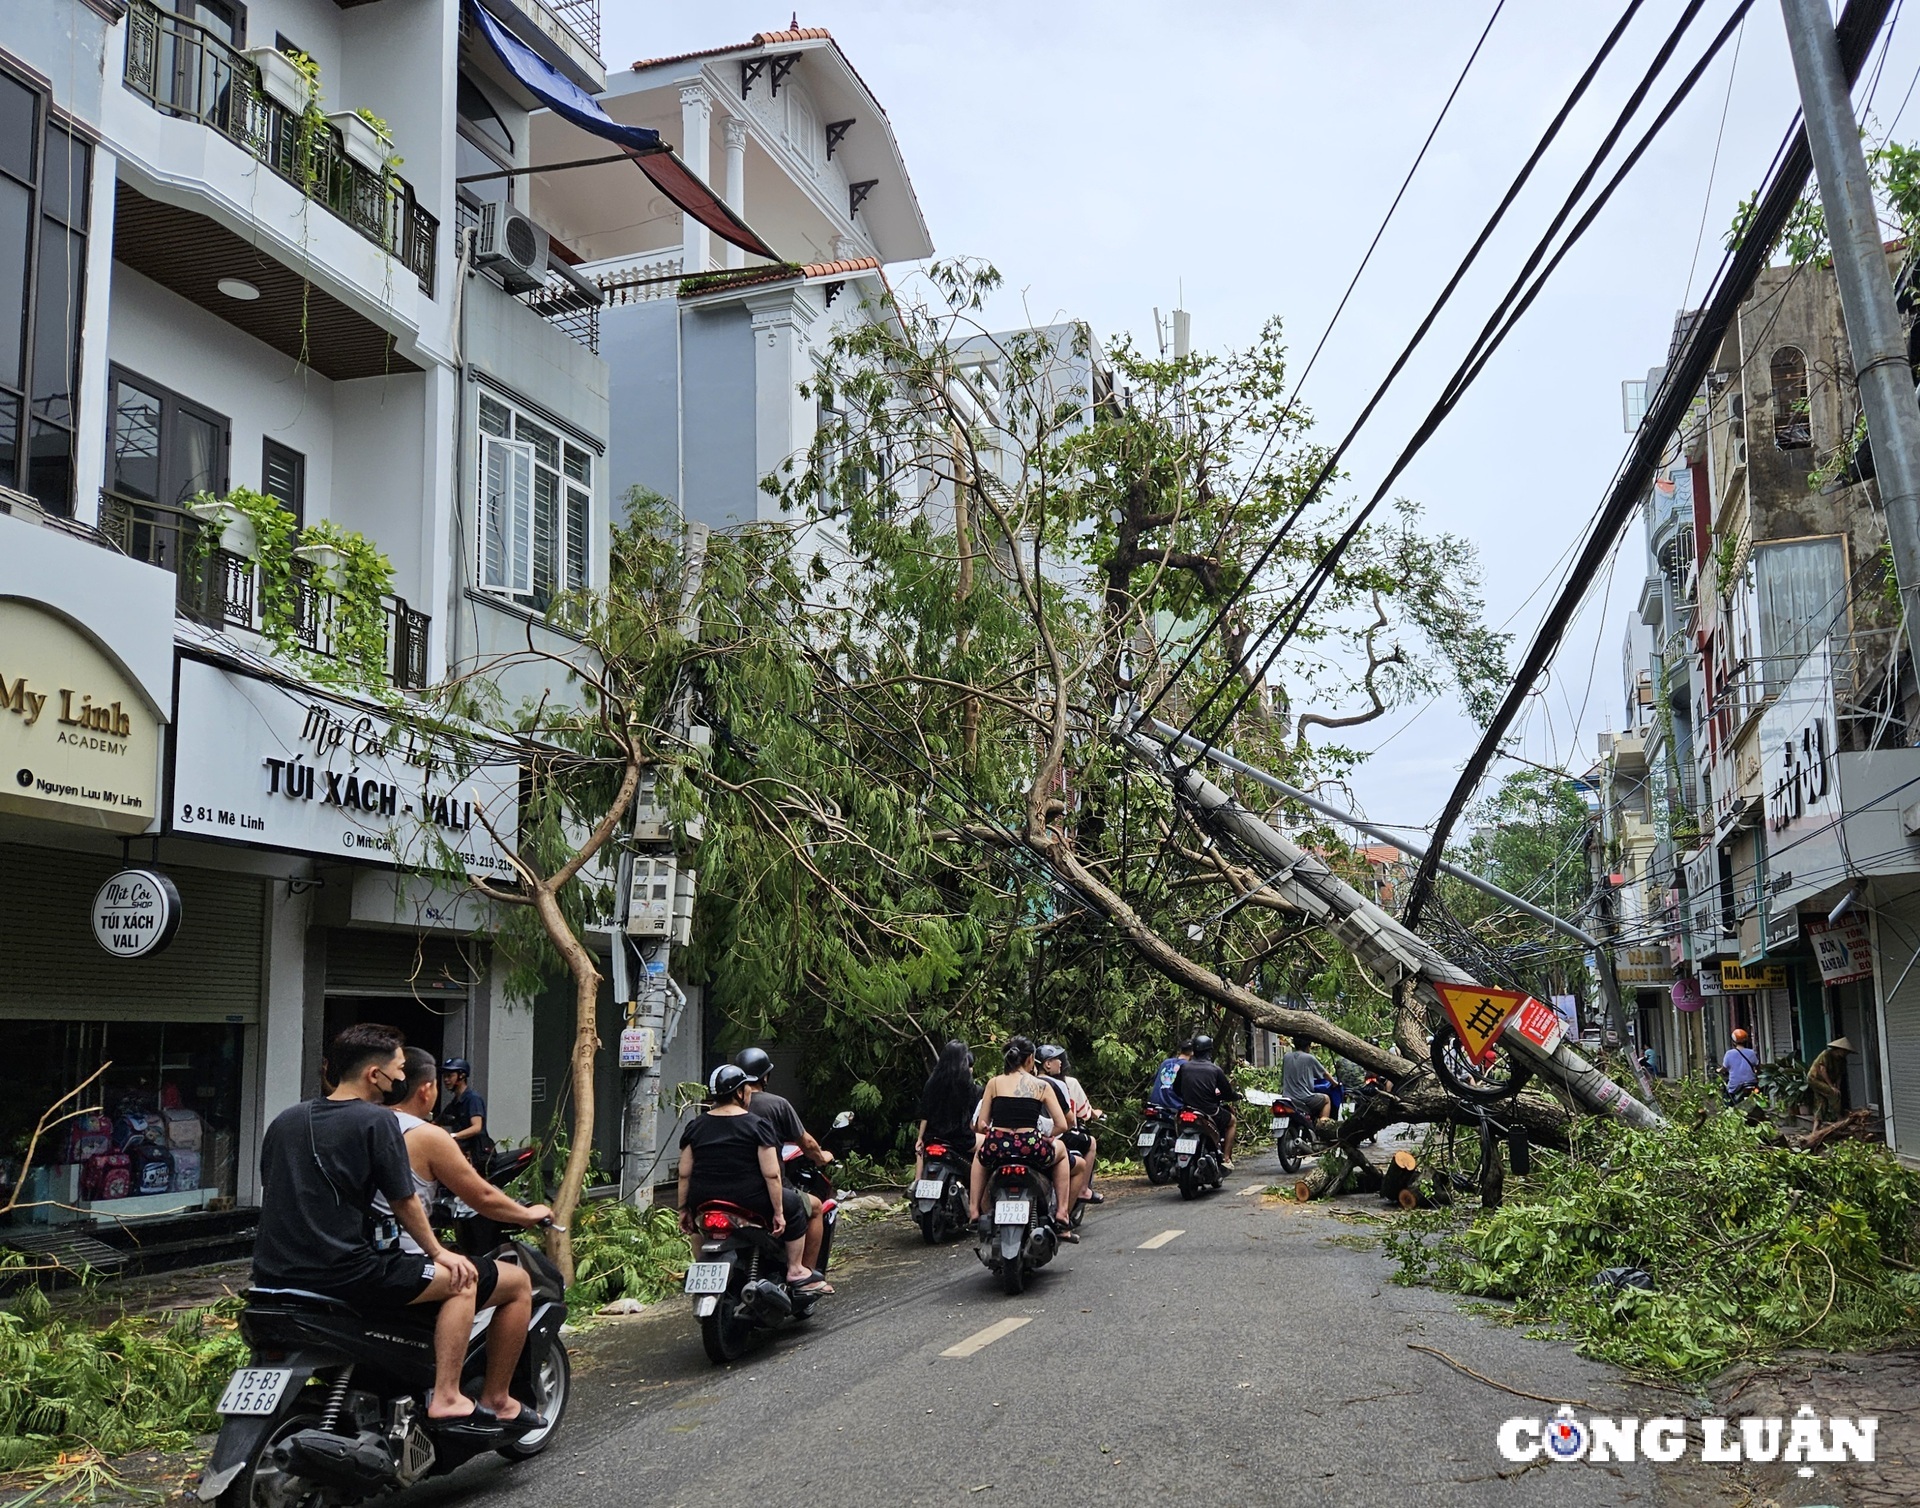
[{"x1": 468, "y1": 1, "x2": 779, "y2": 261}]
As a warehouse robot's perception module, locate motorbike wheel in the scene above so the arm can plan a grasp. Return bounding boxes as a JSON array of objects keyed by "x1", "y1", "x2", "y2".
[
  {"x1": 1178, "y1": 1167, "x2": 1198, "y2": 1200},
  {"x1": 1000, "y1": 1254, "x2": 1027, "y2": 1295},
  {"x1": 700, "y1": 1297, "x2": 757, "y2": 1366},
  {"x1": 1144, "y1": 1148, "x2": 1175, "y2": 1185},
  {"x1": 497, "y1": 1339, "x2": 569, "y2": 1459},
  {"x1": 213, "y1": 1405, "x2": 322, "y2": 1508},
  {"x1": 1276, "y1": 1132, "x2": 1304, "y2": 1174},
  {"x1": 918, "y1": 1211, "x2": 941, "y2": 1245}
]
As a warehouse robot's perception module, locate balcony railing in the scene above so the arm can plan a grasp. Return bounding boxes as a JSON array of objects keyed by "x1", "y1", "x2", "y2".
[
  {"x1": 519, "y1": 262, "x2": 605, "y2": 353},
  {"x1": 545, "y1": 0, "x2": 602, "y2": 54},
  {"x1": 122, "y1": 0, "x2": 437, "y2": 295},
  {"x1": 98, "y1": 490, "x2": 430, "y2": 690}
]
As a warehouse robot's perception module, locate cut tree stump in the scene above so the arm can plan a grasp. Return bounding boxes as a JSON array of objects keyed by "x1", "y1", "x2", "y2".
[{"x1": 1379, "y1": 1150, "x2": 1419, "y2": 1206}]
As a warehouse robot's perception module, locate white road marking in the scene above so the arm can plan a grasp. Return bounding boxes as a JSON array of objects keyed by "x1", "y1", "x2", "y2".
[
  {"x1": 1238, "y1": 1181, "x2": 1268, "y2": 1195},
  {"x1": 940, "y1": 1317, "x2": 1032, "y2": 1357},
  {"x1": 1138, "y1": 1229, "x2": 1185, "y2": 1249}
]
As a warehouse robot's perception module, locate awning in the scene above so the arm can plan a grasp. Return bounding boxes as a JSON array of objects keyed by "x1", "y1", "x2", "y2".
[{"x1": 467, "y1": 1, "x2": 780, "y2": 263}]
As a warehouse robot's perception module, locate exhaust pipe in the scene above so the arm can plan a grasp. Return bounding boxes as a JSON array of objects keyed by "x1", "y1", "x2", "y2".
[
  {"x1": 741, "y1": 1278, "x2": 793, "y2": 1319},
  {"x1": 274, "y1": 1431, "x2": 398, "y2": 1494}
]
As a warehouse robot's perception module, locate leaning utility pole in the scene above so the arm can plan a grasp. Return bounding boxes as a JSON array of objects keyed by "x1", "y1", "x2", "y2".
[{"x1": 1781, "y1": 0, "x2": 1920, "y2": 676}]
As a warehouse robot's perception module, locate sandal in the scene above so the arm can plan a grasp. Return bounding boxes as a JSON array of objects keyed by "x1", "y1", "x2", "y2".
[
  {"x1": 1088, "y1": 1192, "x2": 1106, "y2": 1204},
  {"x1": 493, "y1": 1406, "x2": 549, "y2": 1438},
  {"x1": 1057, "y1": 1227, "x2": 1080, "y2": 1244},
  {"x1": 428, "y1": 1409, "x2": 506, "y2": 1442}
]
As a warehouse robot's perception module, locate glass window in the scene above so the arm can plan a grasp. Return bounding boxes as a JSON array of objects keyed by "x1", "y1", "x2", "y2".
[
  {"x1": 1754, "y1": 535, "x2": 1847, "y2": 694},
  {"x1": 478, "y1": 393, "x2": 512, "y2": 437},
  {"x1": 1772, "y1": 347, "x2": 1811, "y2": 450},
  {"x1": 41, "y1": 126, "x2": 88, "y2": 231},
  {"x1": 0, "y1": 72, "x2": 35, "y2": 185},
  {"x1": 562, "y1": 442, "x2": 590, "y2": 482},
  {"x1": 262, "y1": 438, "x2": 305, "y2": 524},
  {"x1": 111, "y1": 375, "x2": 163, "y2": 500},
  {"x1": 107, "y1": 367, "x2": 228, "y2": 507},
  {"x1": 514, "y1": 412, "x2": 559, "y2": 470},
  {"x1": 0, "y1": 394, "x2": 16, "y2": 492},
  {"x1": 0, "y1": 176, "x2": 29, "y2": 391},
  {"x1": 31, "y1": 217, "x2": 83, "y2": 423},
  {"x1": 474, "y1": 392, "x2": 594, "y2": 610}
]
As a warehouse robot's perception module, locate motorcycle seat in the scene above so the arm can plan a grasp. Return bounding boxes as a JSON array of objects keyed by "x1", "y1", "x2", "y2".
[{"x1": 246, "y1": 1286, "x2": 360, "y2": 1312}]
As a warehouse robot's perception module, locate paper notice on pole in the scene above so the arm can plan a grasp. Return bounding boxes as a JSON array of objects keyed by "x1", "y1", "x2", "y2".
[{"x1": 1509, "y1": 998, "x2": 1566, "y2": 1056}]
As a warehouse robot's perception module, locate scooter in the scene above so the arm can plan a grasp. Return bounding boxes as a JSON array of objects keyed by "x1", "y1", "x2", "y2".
[
  {"x1": 684, "y1": 1153, "x2": 838, "y2": 1366},
  {"x1": 1135, "y1": 1103, "x2": 1179, "y2": 1185},
  {"x1": 1171, "y1": 1108, "x2": 1225, "y2": 1200},
  {"x1": 974, "y1": 1155, "x2": 1061, "y2": 1296},
  {"x1": 910, "y1": 1139, "x2": 973, "y2": 1244},
  {"x1": 197, "y1": 1235, "x2": 568, "y2": 1508}
]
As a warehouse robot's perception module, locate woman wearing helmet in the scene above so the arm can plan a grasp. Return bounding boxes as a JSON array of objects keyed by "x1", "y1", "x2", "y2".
[{"x1": 676, "y1": 1064, "x2": 815, "y2": 1290}]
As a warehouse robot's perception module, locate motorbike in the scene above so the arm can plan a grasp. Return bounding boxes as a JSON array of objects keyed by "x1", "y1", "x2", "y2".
[
  {"x1": 1265, "y1": 1094, "x2": 1316, "y2": 1174},
  {"x1": 683, "y1": 1145, "x2": 838, "y2": 1366},
  {"x1": 197, "y1": 1236, "x2": 569, "y2": 1508},
  {"x1": 973, "y1": 1154, "x2": 1061, "y2": 1295},
  {"x1": 1171, "y1": 1108, "x2": 1225, "y2": 1200},
  {"x1": 1135, "y1": 1103, "x2": 1179, "y2": 1185},
  {"x1": 910, "y1": 1138, "x2": 973, "y2": 1244},
  {"x1": 437, "y1": 1145, "x2": 539, "y2": 1257}
]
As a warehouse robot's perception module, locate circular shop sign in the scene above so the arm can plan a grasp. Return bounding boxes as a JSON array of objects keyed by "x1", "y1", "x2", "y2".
[{"x1": 91, "y1": 869, "x2": 183, "y2": 959}]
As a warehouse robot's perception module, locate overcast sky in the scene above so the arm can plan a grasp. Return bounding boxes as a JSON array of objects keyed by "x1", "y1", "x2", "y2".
[{"x1": 603, "y1": 0, "x2": 1920, "y2": 841}]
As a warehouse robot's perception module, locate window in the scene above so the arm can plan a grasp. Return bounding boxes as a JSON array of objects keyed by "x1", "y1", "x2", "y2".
[
  {"x1": 1771, "y1": 347, "x2": 1811, "y2": 449},
  {"x1": 475, "y1": 392, "x2": 592, "y2": 610},
  {"x1": 261, "y1": 438, "x2": 305, "y2": 524},
  {"x1": 177, "y1": 0, "x2": 246, "y2": 47},
  {"x1": 456, "y1": 71, "x2": 515, "y2": 218},
  {"x1": 0, "y1": 65, "x2": 90, "y2": 513},
  {"x1": 107, "y1": 366, "x2": 228, "y2": 506}
]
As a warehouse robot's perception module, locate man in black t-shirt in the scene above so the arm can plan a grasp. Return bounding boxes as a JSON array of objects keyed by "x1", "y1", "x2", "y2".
[
  {"x1": 736, "y1": 1048, "x2": 831, "y2": 1275},
  {"x1": 254, "y1": 1025, "x2": 488, "y2": 1428},
  {"x1": 1172, "y1": 1035, "x2": 1240, "y2": 1171},
  {"x1": 438, "y1": 1058, "x2": 491, "y2": 1169}
]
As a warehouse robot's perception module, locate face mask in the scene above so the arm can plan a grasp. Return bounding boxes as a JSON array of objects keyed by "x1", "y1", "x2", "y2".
[{"x1": 377, "y1": 1067, "x2": 411, "y2": 1107}]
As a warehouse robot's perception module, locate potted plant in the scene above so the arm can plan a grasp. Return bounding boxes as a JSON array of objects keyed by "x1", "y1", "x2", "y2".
[
  {"x1": 187, "y1": 497, "x2": 259, "y2": 558},
  {"x1": 328, "y1": 109, "x2": 391, "y2": 174},
  {"x1": 246, "y1": 46, "x2": 313, "y2": 115},
  {"x1": 293, "y1": 538, "x2": 347, "y2": 582}
]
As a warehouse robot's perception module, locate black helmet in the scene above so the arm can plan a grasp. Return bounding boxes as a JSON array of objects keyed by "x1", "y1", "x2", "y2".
[
  {"x1": 441, "y1": 1057, "x2": 472, "y2": 1076},
  {"x1": 707, "y1": 1063, "x2": 750, "y2": 1100},
  {"x1": 735, "y1": 1047, "x2": 773, "y2": 1083},
  {"x1": 1038, "y1": 1044, "x2": 1067, "y2": 1069},
  {"x1": 1190, "y1": 1035, "x2": 1217, "y2": 1060}
]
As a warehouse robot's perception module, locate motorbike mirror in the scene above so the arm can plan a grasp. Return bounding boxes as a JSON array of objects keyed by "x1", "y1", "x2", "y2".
[{"x1": 831, "y1": 1110, "x2": 854, "y2": 1130}]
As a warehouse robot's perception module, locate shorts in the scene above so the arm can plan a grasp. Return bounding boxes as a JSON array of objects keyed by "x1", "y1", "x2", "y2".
[
  {"x1": 1209, "y1": 1106, "x2": 1235, "y2": 1139},
  {"x1": 1298, "y1": 1092, "x2": 1330, "y2": 1120},
  {"x1": 349, "y1": 1249, "x2": 499, "y2": 1312},
  {"x1": 982, "y1": 1128, "x2": 1054, "y2": 1166},
  {"x1": 1061, "y1": 1128, "x2": 1094, "y2": 1156},
  {"x1": 783, "y1": 1185, "x2": 808, "y2": 1231}
]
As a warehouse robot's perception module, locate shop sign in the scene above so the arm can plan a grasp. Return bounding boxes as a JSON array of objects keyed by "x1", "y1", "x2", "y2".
[
  {"x1": 1508, "y1": 998, "x2": 1566, "y2": 1056},
  {"x1": 0, "y1": 600, "x2": 160, "y2": 833},
  {"x1": 1807, "y1": 913, "x2": 1873, "y2": 984},
  {"x1": 1719, "y1": 961, "x2": 1787, "y2": 990},
  {"x1": 170, "y1": 658, "x2": 517, "y2": 874},
  {"x1": 90, "y1": 868, "x2": 181, "y2": 958},
  {"x1": 1615, "y1": 946, "x2": 1671, "y2": 985}
]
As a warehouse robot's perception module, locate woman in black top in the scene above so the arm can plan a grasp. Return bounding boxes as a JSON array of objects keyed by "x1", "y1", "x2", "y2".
[
  {"x1": 677, "y1": 1065, "x2": 815, "y2": 1289},
  {"x1": 914, "y1": 1039, "x2": 979, "y2": 1180}
]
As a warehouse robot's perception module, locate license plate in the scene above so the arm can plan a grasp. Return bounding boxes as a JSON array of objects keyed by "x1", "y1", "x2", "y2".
[
  {"x1": 1136, "y1": 1130, "x2": 1158, "y2": 1147},
  {"x1": 993, "y1": 1199, "x2": 1030, "y2": 1224},
  {"x1": 913, "y1": 1179, "x2": 945, "y2": 1200},
  {"x1": 1174, "y1": 1135, "x2": 1200, "y2": 1154},
  {"x1": 683, "y1": 1261, "x2": 731, "y2": 1295},
  {"x1": 217, "y1": 1368, "x2": 294, "y2": 1417}
]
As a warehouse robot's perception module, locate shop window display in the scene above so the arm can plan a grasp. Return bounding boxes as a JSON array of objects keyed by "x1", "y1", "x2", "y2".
[{"x1": 0, "y1": 1021, "x2": 243, "y2": 1226}]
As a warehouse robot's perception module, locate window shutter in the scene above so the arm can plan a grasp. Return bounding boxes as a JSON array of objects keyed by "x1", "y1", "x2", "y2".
[{"x1": 479, "y1": 434, "x2": 534, "y2": 593}]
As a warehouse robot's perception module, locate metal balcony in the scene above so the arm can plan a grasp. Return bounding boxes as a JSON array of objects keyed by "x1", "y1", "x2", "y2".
[{"x1": 122, "y1": 0, "x2": 437, "y2": 294}]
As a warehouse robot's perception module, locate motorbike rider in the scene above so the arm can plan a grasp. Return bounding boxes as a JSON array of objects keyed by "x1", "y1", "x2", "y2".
[
  {"x1": 1172, "y1": 1035, "x2": 1239, "y2": 1173},
  {"x1": 915, "y1": 1040, "x2": 980, "y2": 1180},
  {"x1": 1149, "y1": 1039, "x2": 1191, "y2": 1113},
  {"x1": 734, "y1": 1048, "x2": 831, "y2": 1282},
  {"x1": 1280, "y1": 1035, "x2": 1335, "y2": 1130},
  {"x1": 969, "y1": 1036, "x2": 1077, "y2": 1243},
  {"x1": 374, "y1": 1048, "x2": 552, "y2": 1434},
  {"x1": 251, "y1": 1024, "x2": 487, "y2": 1431},
  {"x1": 678, "y1": 1064, "x2": 820, "y2": 1294},
  {"x1": 1040, "y1": 1045, "x2": 1102, "y2": 1207}
]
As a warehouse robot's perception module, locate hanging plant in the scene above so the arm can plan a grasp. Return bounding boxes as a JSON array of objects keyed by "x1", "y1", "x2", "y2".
[{"x1": 296, "y1": 518, "x2": 396, "y2": 688}]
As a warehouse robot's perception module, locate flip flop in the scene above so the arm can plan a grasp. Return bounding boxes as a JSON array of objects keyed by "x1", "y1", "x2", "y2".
[
  {"x1": 493, "y1": 1406, "x2": 549, "y2": 1437},
  {"x1": 428, "y1": 1409, "x2": 505, "y2": 1442},
  {"x1": 791, "y1": 1278, "x2": 834, "y2": 1295}
]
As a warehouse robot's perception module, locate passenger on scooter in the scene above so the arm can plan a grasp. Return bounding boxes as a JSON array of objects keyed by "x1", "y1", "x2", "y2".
[
  {"x1": 968, "y1": 1037, "x2": 1077, "y2": 1242},
  {"x1": 915, "y1": 1040, "x2": 980, "y2": 1180},
  {"x1": 374, "y1": 1048, "x2": 552, "y2": 1435},
  {"x1": 734, "y1": 1048, "x2": 831, "y2": 1279},
  {"x1": 1172, "y1": 1035, "x2": 1239, "y2": 1173},
  {"x1": 1040, "y1": 1046, "x2": 1102, "y2": 1207},
  {"x1": 1280, "y1": 1036, "x2": 1335, "y2": 1130},
  {"x1": 1149, "y1": 1040, "x2": 1191, "y2": 1112},
  {"x1": 252, "y1": 1025, "x2": 487, "y2": 1430},
  {"x1": 678, "y1": 1065, "x2": 820, "y2": 1295}
]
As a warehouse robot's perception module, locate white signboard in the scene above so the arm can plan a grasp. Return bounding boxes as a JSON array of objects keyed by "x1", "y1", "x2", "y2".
[
  {"x1": 1759, "y1": 641, "x2": 1840, "y2": 913},
  {"x1": 171, "y1": 657, "x2": 517, "y2": 875},
  {"x1": 91, "y1": 868, "x2": 181, "y2": 958},
  {"x1": 1807, "y1": 913, "x2": 1874, "y2": 984}
]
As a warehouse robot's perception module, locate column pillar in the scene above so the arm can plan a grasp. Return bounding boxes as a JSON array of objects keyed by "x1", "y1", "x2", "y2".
[
  {"x1": 722, "y1": 117, "x2": 749, "y2": 270},
  {"x1": 678, "y1": 82, "x2": 713, "y2": 273}
]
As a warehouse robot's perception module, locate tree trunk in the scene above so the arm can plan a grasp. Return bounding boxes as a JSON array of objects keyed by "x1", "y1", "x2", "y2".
[
  {"x1": 1379, "y1": 1149, "x2": 1420, "y2": 1206},
  {"x1": 534, "y1": 884, "x2": 604, "y2": 1283}
]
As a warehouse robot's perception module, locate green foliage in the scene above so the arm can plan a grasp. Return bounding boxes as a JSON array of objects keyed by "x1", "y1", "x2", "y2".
[
  {"x1": 1380, "y1": 1097, "x2": 1920, "y2": 1380},
  {"x1": 1757, "y1": 1053, "x2": 1811, "y2": 1109},
  {"x1": 1726, "y1": 136, "x2": 1920, "y2": 265},
  {"x1": 0, "y1": 1278, "x2": 247, "y2": 1471},
  {"x1": 564, "y1": 1199, "x2": 693, "y2": 1318}
]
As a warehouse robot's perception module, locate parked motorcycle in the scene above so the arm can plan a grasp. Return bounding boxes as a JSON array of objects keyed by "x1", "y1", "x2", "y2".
[
  {"x1": 974, "y1": 1155, "x2": 1061, "y2": 1295},
  {"x1": 1171, "y1": 1108, "x2": 1224, "y2": 1200},
  {"x1": 197, "y1": 1237, "x2": 568, "y2": 1507},
  {"x1": 683, "y1": 1147, "x2": 838, "y2": 1366},
  {"x1": 1135, "y1": 1103, "x2": 1179, "y2": 1185},
  {"x1": 910, "y1": 1138, "x2": 973, "y2": 1244}
]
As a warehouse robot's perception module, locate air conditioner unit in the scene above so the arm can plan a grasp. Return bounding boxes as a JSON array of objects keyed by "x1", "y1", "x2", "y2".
[{"x1": 474, "y1": 202, "x2": 549, "y2": 293}]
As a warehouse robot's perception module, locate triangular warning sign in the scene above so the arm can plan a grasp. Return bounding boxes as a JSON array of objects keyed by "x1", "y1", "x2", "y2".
[{"x1": 1433, "y1": 982, "x2": 1532, "y2": 1064}]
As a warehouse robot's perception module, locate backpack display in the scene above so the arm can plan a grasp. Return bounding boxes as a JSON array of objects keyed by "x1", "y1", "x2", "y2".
[
  {"x1": 169, "y1": 1148, "x2": 201, "y2": 1192},
  {"x1": 161, "y1": 1108, "x2": 203, "y2": 1151},
  {"x1": 112, "y1": 1112, "x2": 155, "y2": 1151},
  {"x1": 65, "y1": 1112, "x2": 113, "y2": 1164},
  {"x1": 82, "y1": 1149, "x2": 132, "y2": 1201},
  {"x1": 128, "y1": 1141, "x2": 173, "y2": 1195}
]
